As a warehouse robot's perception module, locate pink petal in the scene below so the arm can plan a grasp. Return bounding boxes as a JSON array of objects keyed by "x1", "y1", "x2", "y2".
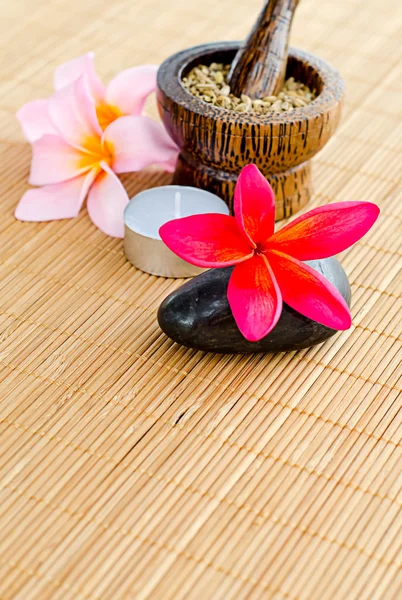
[
  {"x1": 104, "y1": 115, "x2": 179, "y2": 174},
  {"x1": 48, "y1": 75, "x2": 103, "y2": 150},
  {"x1": 160, "y1": 214, "x2": 253, "y2": 268},
  {"x1": 53, "y1": 52, "x2": 105, "y2": 103},
  {"x1": 105, "y1": 65, "x2": 158, "y2": 116},
  {"x1": 267, "y1": 250, "x2": 352, "y2": 330},
  {"x1": 234, "y1": 164, "x2": 276, "y2": 247},
  {"x1": 228, "y1": 253, "x2": 282, "y2": 342},
  {"x1": 86, "y1": 162, "x2": 129, "y2": 238},
  {"x1": 16, "y1": 99, "x2": 57, "y2": 143},
  {"x1": 15, "y1": 170, "x2": 96, "y2": 222},
  {"x1": 268, "y1": 201, "x2": 380, "y2": 260},
  {"x1": 29, "y1": 134, "x2": 90, "y2": 186}
]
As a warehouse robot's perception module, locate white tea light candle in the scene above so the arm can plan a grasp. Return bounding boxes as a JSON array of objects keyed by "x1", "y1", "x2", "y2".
[{"x1": 123, "y1": 186, "x2": 229, "y2": 277}]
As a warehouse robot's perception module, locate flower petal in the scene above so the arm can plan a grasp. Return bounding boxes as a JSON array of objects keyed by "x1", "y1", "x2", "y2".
[
  {"x1": 16, "y1": 99, "x2": 57, "y2": 143},
  {"x1": 268, "y1": 201, "x2": 380, "y2": 260},
  {"x1": 29, "y1": 134, "x2": 90, "y2": 186},
  {"x1": 105, "y1": 65, "x2": 158, "y2": 116},
  {"x1": 104, "y1": 115, "x2": 179, "y2": 174},
  {"x1": 267, "y1": 250, "x2": 352, "y2": 330},
  {"x1": 227, "y1": 253, "x2": 282, "y2": 342},
  {"x1": 15, "y1": 170, "x2": 96, "y2": 222},
  {"x1": 86, "y1": 162, "x2": 129, "y2": 238},
  {"x1": 48, "y1": 75, "x2": 103, "y2": 150},
  {"x1": 160, "y1": 214, "x2": 253, "y2": 268},
  {"x1": 234, "y1": 164, "x2": 276, "y2": 247},
  {"x1": 53, "y1": 52, "x2": 105, "y2": 103}
]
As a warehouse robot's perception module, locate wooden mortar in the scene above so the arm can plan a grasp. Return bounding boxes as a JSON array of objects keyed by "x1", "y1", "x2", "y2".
[{"x1": 157, "y1": 15, "x2": 344, "y2": 219}]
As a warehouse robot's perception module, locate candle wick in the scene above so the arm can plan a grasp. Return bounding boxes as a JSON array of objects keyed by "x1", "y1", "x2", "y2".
[{"x1": 174, "y1": 191, "x2": 181, "y2": 219}]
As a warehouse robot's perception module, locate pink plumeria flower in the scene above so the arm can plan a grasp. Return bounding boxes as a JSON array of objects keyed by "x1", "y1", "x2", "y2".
[
  {"x1": 17, "y1": 52, "x2": 160, "y2": 140},
  {"x1": 16, "y1": 70, "x2": 179, "y2": 237},
  {"x1": 160, "y1": 164, "x2": 380, "y2": 342}
]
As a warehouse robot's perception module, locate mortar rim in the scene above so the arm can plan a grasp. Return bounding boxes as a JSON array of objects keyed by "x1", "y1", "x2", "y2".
[{"x1": 157, "y1": 41, "x2": 344, "y2": 126}]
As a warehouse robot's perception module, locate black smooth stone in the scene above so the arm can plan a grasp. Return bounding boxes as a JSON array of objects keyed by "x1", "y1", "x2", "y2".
[{"x1": 157, "y1": 258, "x2": 351, "y2": 354}]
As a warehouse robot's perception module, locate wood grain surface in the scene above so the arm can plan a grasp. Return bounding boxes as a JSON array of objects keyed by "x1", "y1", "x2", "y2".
[
  {"x1": 229, "y1": 0, "x2": 300, "y2": 98},
  {"x1": 158, "y1": 43, "x2": 343, "y2": 216}
]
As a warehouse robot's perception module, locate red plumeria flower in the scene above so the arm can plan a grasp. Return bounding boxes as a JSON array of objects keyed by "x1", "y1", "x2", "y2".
[{"x1": 160, "y1": 165, "x2": 380, "y2": 342}]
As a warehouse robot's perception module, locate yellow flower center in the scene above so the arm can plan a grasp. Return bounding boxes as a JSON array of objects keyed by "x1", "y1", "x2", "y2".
[
  {"x1": 96, "y1": 102, "x2": 123, "y2": 130},
  {"x1": 78, "y1": 135, "x2": 114, "y2": 172}
]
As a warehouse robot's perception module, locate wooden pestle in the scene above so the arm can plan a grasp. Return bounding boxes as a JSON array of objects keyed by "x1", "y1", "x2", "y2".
[{"x1": 228, "y1": 0, "x2": 300, "y2": 99}]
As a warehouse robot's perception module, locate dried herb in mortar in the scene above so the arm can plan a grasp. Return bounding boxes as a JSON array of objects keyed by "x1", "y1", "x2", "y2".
[{"x1": 182, "y1": 63, "x2": 316, "y2": 114}]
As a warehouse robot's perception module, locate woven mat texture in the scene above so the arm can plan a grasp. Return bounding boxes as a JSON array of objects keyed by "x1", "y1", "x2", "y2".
[{"x1": 0, "y1": 0, "x2": 401, "y2": 598}]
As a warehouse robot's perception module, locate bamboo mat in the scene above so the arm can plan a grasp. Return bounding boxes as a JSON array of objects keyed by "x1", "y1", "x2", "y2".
[{"x1": 0, "y1": 0, "x2": 401, "y2": 598}]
